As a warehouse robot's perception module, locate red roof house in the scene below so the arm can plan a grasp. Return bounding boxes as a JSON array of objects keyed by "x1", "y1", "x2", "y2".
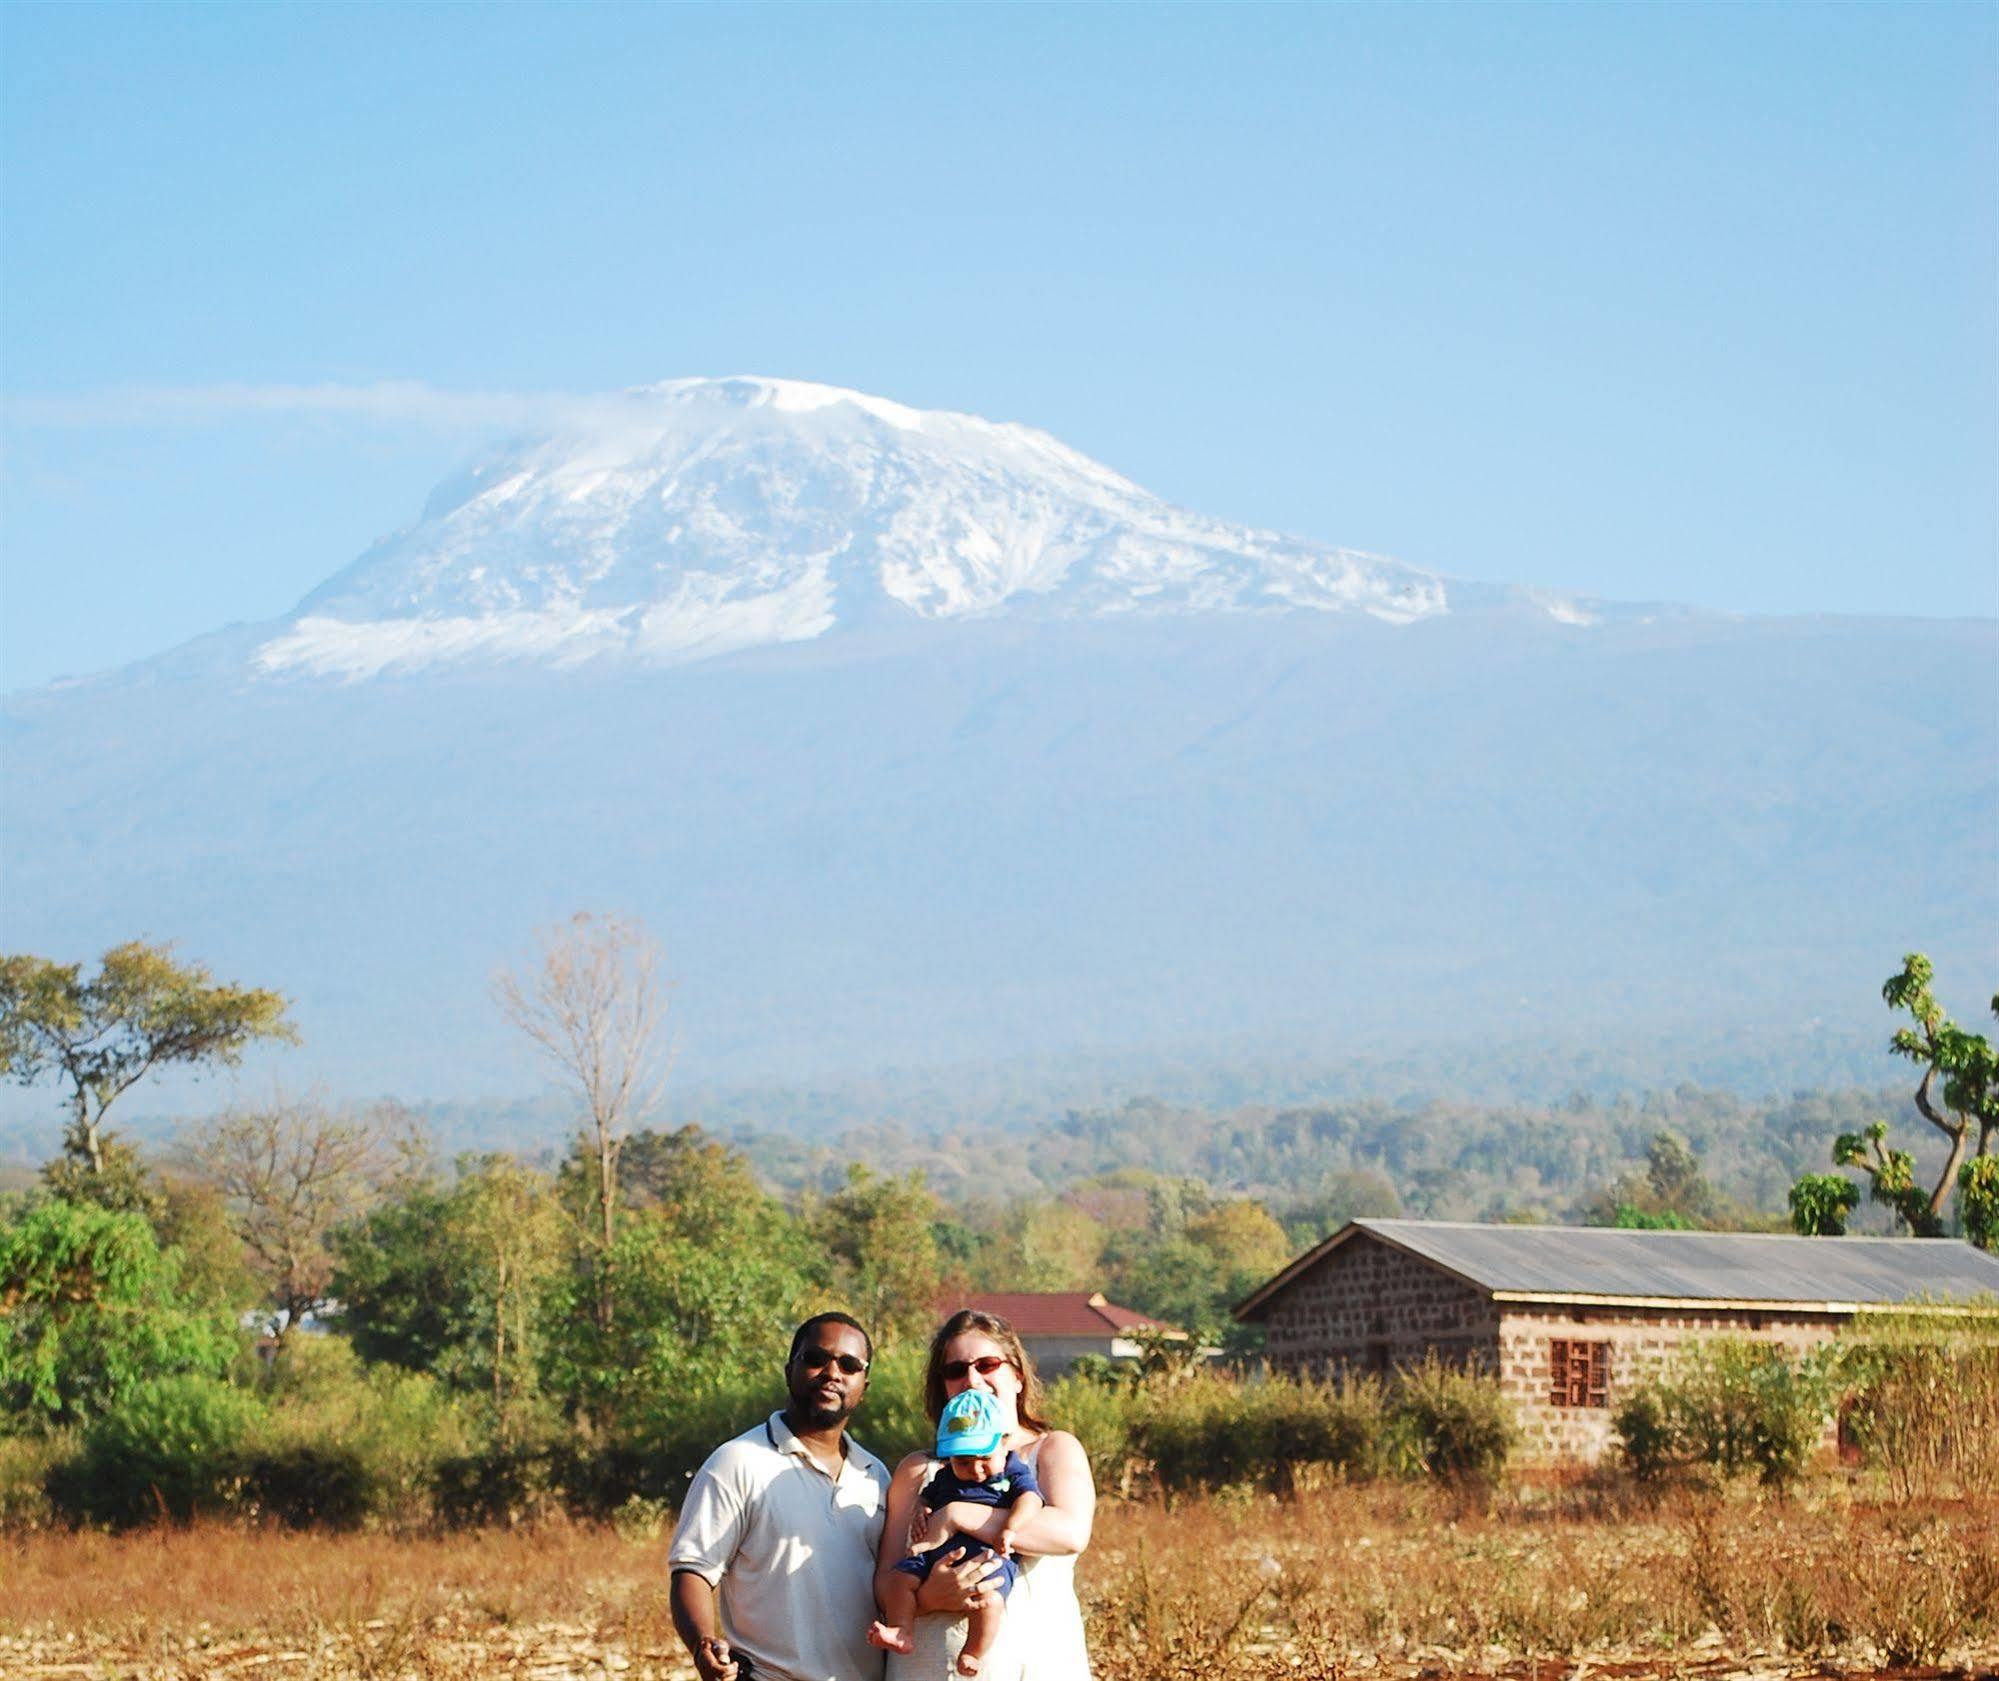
[{"x1": 944, "y1": 1290, "x2": 1187, "y2": 1377}]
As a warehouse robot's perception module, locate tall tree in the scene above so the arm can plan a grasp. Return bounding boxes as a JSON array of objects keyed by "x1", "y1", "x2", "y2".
[
  {"x1": 0, "y1": 943, "x2": 294, "y2": 1176},
  {"x1": 1791, "y1": 954, "x2": 1998, "y2": 1247},
  {"x1": 185, "y1": 1095, "x2": 403, "y2": 1354},
  {"x1": 493, "y1": 913, "x2": 670, "y2": 1330},
  {"x1": 816, "y1": 1164, "x2": 946, "y2": 1342},
  {"x1": 451, "y1": 1154, "x2": 565, "y2": 1427}
]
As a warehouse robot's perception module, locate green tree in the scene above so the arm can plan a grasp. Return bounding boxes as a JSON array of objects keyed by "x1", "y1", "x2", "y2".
[
  {"x1": 330, "y1": 1181, "x2": 470, "y2": 1378},
  {"x1": 1793, "y1": 956, "x2": 1997, "y2": 1245},
  {"x1": 450, "y1": 1154, "x2": 567, "y2": 1430},
  {"x1": 815, "y1": 1164, "x2": 945, "y2": 1342},
  {"x1": 0, "y1": 1199, "x2": 243, "y2": 1428},
  {"x1": 0, "y1": 943, "x2": 294, "y2": 1176},
  {"x1": 1787, "y1": 1172, "x2": 1861, "y2": 1236},
  {"x1": 1008, "y1": 1199, "x2": 1107, "y2": 1291},
  {"x1": 549, "y1": 1208, "x2": 816, "y2": 1427}
]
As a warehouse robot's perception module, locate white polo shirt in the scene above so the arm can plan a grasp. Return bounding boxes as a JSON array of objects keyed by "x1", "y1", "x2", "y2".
[{"x1": 669, "y1": 1412, "x2": 891, "y2": 1681}]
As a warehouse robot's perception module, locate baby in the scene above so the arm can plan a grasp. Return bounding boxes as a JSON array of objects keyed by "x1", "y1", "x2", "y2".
[{"x1": 869, "y1": 1388, "x2": 1044, "y2": 1676}]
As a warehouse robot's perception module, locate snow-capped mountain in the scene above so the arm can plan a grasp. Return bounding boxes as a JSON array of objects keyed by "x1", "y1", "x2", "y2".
[
  {"x1": 254, "y1": 376, "x2": 1591, "y2": 681},
  {"x1": 2, "y1": 377, "x2": 1991, "y2": 1109}
]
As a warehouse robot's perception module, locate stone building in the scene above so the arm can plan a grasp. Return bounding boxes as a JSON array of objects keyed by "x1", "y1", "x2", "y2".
[
  {"x1": 1233, "y1": 1218, "x2": 1999, "y2": 1461},
  {"x1": 951, "y1": 1291, "x2": 1187, "y2": 1378}
]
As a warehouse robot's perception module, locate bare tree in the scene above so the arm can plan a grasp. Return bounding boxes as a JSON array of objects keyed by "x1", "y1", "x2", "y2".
[
  {"x1": 493, "y1": 912, "x2": 670, "y2": 1330},
  {"x1": 186, "y1": 1093, "x2": 403, "y2": 1353}
]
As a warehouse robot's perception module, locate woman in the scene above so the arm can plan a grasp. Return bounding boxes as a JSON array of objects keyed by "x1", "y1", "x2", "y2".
[{"x1": 878, "y1": 1310, "x2": 1094, "y2": 1681}]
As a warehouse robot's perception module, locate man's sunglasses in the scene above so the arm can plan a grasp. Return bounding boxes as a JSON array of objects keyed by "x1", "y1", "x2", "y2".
[
  {"x1": 797, "y1": 1347, "x2": 870, "y2": 1376},
  {"x1": 940, "y1": 1355, "x2": 1012, "y2": 1381}
]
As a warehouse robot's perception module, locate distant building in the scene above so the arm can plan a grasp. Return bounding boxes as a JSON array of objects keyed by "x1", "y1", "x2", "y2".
[
  {"x1": 947, "y1": 1291, "x2": 1187, "y2": 1378},
  {"x1": 1233, "y1": 1218, "x2": 1999, "y2": 1461}
]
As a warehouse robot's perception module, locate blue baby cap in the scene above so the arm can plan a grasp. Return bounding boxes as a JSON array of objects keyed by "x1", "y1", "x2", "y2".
[{"x1": 936, "y1": 1388, "x2": 1006, "y2": 1459}]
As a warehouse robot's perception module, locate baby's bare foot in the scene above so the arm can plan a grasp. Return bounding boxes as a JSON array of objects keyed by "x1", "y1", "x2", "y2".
[
  {"x1": 868, "y1": 1621, "x2": 915, "y2": 1655},
  {"x1": 955, "y1": 1655, "x2": 983, "y2": 1677}
]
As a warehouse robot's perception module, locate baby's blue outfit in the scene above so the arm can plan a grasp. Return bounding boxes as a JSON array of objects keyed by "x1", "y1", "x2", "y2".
[{"x1": 890, "y1": 1450, "x2": 1042, "y2": 1598}]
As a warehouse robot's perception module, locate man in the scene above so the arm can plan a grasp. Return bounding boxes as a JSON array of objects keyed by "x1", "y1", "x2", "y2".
[{"x1": 669, "y1": 1312, "x2": 891, "y2": 1681}]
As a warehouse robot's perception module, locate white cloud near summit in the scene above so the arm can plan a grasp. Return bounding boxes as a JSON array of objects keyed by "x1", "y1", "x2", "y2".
[{"x1": 0, "y1": 381, "x2": 628, "y2": 434}]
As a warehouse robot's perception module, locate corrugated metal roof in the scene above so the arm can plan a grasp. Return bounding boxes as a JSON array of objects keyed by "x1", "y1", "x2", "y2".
[
  {"x1": 949, "y1": 1291, "x2": 1183, "y2": 1338},
  {"x1": 1355, "y1": 1219, "x2": 1999, "y2": 1305}
]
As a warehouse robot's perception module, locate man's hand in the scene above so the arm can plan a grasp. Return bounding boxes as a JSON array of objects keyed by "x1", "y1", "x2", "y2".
[
  {"x1": 693, "y1": 1634, "x2": 740, "y2": 1681},
  {"x1": 671, "y1": 1570, "x2": 741, "y2": 1681}
]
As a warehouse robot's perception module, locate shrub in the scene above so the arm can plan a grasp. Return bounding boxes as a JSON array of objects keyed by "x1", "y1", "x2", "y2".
[
  {"x1": 1387, "y1": 1358, "x2": 1514, "y2": 1488},
  {"x1": 1839, "y1": 1313, "x2": 1999, "y2": 1500},
  {"x1": 1132, "y1": 1370, "x2": 1386, "y2": 1497},
  {"x1": 240, "y1": 1439, "x2": 374, "y2": 1529},
  {"x1": 0, "y1": 1427, "x2": 72, "y2": 1529},
  {"x1": 1046, "y1": 1368, "x2": 1149, "y2": 1496},
  {"x1": 248, "y1": 1334, "x2": 480, "y2": 1527},
  {"x1": 851, "y1": 1338, "x2": 930, "y2": 1468},
  {"x1": 0, "y1": 1200, "x2": 243, "y2": 1429},
  {"x1": 1613, "y1": 1339, "x2": 1838, "y2": 1489},
  {"x1": 52, "y1": 1373, "x2": 264, "y2": 1525}
]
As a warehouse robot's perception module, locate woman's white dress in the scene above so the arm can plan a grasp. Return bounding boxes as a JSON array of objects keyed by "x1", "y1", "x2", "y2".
[{"x1": 883, "y1": 1436, "x2": 1091, "y2": 1681}]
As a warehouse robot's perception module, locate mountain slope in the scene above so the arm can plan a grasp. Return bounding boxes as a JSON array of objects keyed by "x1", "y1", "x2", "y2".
[
  {"x1": 2, "y1": 380, "x2": 1992, "y2": 1107},
  {"x1": 250, "y1": 376, "x2": 1606, "y2": 681}
]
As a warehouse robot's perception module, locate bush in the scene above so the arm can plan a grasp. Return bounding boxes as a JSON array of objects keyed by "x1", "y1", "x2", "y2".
[
  {"x1": 1387, "y1": 1357, "x2": 1515, "y2": 1488},
  {"x1": 851, "y1": 1339, "x2": 930, "y2": 1469},
  {"x1": 0, "y1": 1200, "x2": 243, "y2": 1429},
  {"x1": 239, "y1": 1439, "x2": 374, "y2": 1529},
  {"x1": 1133, "y1": 1370, "x2": 1387, "y2": 1497},
  {"x1": 1839, "y1": 1315, "x2": 1999, "y2": 1500},
  {"x1": 245, "y1": 1334, "x2": 480, "y2": 1528},
  {"x1": 52, "y1": 1373, "x2": 264, "y2": 1525},
  {"x1": 1045, "y1": 1368, "x2": 1149, "y2": 1496},
  {"x1": 0, "y1": 1428, "x2": 72, "y2": 1530},
  {"x1": 1613, "y1": 1339, "x2": 1838, "y2": 1489}
]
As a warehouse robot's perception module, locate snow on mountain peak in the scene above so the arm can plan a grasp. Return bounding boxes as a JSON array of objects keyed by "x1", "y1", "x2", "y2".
[{"x1": 250, "y1": 377, "x2": 1567, "y2": 681}]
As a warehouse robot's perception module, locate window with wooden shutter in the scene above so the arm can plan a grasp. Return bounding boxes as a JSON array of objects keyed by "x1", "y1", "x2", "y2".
[{"x1": 1549, "y1": 1338, "x2": 1610, "y2": 1407}]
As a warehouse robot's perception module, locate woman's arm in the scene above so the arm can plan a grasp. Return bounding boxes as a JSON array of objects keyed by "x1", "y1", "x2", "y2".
[
  {"x1": 873, "y1": 1454, "x2": 933, "y2": 1607},
  {"x1": 922, "y1": 1433, "x2": 1094, "y2": 1559}
]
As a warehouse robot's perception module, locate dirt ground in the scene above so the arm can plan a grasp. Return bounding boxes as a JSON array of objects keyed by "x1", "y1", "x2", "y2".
[{"x1": 3, "y1": 1489, "x2": 1995, "y2": 1680}]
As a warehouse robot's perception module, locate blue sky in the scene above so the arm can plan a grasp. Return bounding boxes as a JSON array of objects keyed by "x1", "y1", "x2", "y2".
[{"x1": 2, "y1": 1, "x2": 1993, "y2": 692}]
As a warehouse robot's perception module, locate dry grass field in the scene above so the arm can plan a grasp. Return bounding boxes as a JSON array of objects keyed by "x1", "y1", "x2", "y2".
[{"x1": 2, "y1": 1487, "x2": 1995, "y2": 1681}]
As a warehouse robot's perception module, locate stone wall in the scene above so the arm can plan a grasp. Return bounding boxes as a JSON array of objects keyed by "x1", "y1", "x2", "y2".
[
  {"x1": 1253, "y1": 1232, "x2": 1854, "y2": 1464},
  {"x1": 1260, "y1": 1231, "x2": 1500, "y2": 1376},
  {"x1": 1496, "y1": 1304, "x2": 1846, "y2": 1462}
]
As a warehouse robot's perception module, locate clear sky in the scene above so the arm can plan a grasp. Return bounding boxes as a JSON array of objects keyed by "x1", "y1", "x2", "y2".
[{"x1": 2, "y1": 1, "x2": 1993, "y2": 693}]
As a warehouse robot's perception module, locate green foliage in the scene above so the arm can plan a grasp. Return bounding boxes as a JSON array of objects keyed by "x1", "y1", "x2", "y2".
[
  {"x1": 0, "y1": 942, "x2": 294, "y2": 1174},
  {"x1": 1042, "y1": 1368, "x2": 1148, "y2": 1496},
  {"x1": 1834, "y1": 1123, "x2": 1943, "y2": 1238},
  {"x1": 0, "y1": 1428, "x2": 71, "y2": 1529},
  {"x1": 813, "y1": 1164, "x2": 945, "y2": 1343},
  {"x1": 1587, "y1": 1132, "x2": 1726, "y2": 1229},
  {"x1": 1612, "y1": 1339, "x2": 1840, "y2": 1488},
  {"x1": 1788, "y1": 1172, "x2": 1862, "y2": 1237},
  {"x1": 1803, "y1": 955, "x2": 1999, "y2": 1244},
  {"x1": 1611, "y1": 1204, "x2": 1697, "y2": 1230},
  {"x1": 0, "y1": 1199, "x2": 243, "y2": 1428},
  {"x1": 1386, "y1": 1356, "x2": 1516, "y2": 1487},
  {"x1": 247, "y1": 1335, "x2": 477, "y2": 1527},
  {"x1": 549, "y1": 1205, "x2": 817, "y2": 1428},
  {"x1": 1959, "y1": 1156, "x2": 1999, "y2": 1253},
  {"x1": 51, "y1": 1373, "x2": 265, "y2": 1525},
  {"x1": 1073, "y1": 1364, "x2": 1505, "y2": 1500}
]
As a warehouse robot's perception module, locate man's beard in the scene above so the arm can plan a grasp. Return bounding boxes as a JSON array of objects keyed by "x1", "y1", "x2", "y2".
[{"x1": 793, "y1": 1391, "x2": 854, "y2": 1428}]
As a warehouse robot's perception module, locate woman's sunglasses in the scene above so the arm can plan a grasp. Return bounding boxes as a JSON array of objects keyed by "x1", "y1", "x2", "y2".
[
  {"x1": 940, "y1": 1355, "x2": 1013, "y2": 1381},
  {"x1": 797, "y1": 1347, "x2": 870, "y2": 1375}
]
